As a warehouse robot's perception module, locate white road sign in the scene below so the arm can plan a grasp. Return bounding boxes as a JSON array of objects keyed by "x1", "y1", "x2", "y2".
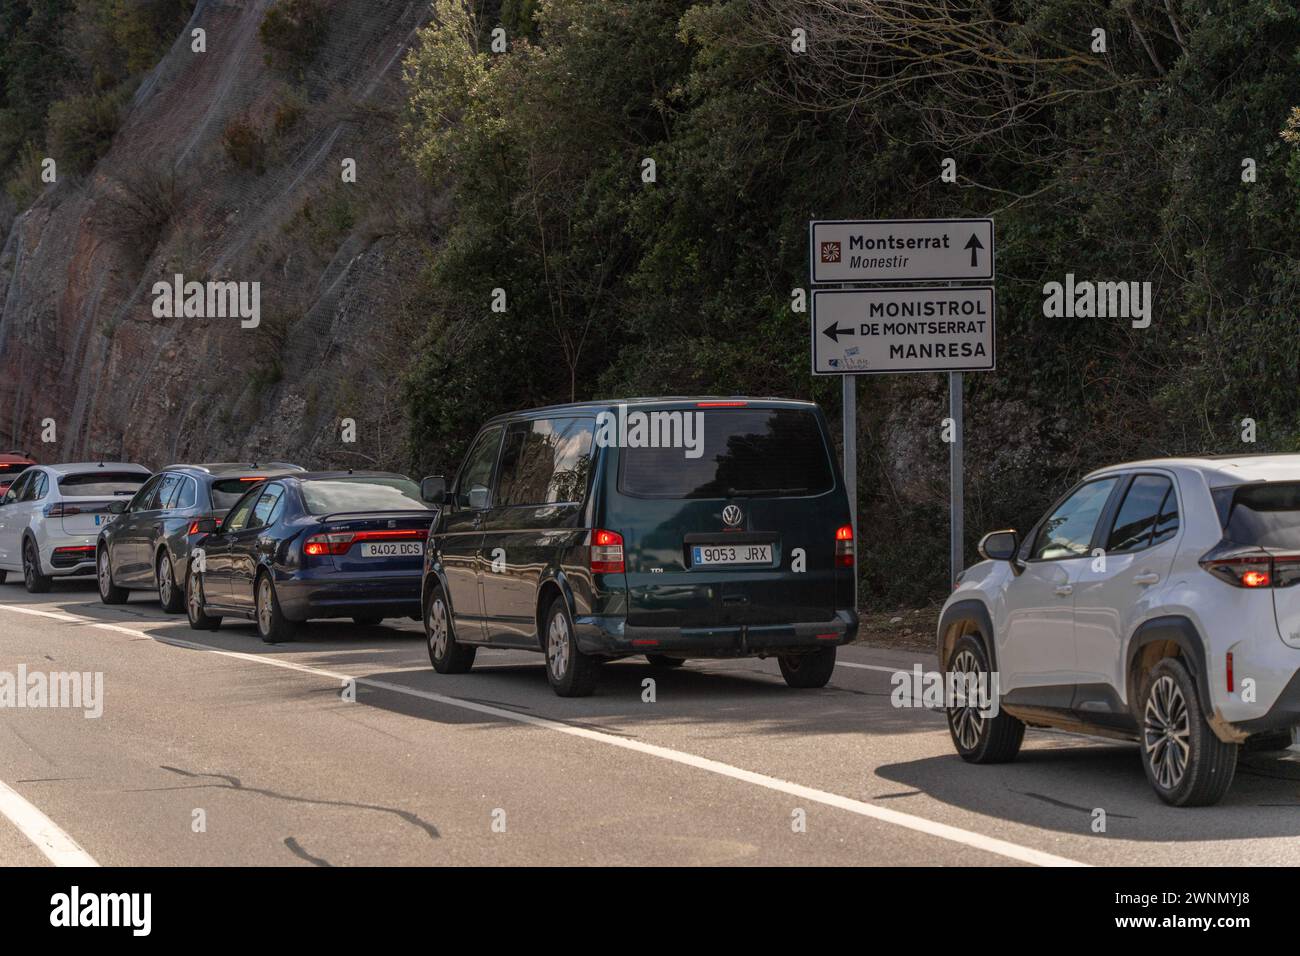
[
  {"x1": 811, "y1": 287, "x2": 995, "y2": 375},
  {"x1": 809, "y1": 218, "x2": 994, "y2": 284}
]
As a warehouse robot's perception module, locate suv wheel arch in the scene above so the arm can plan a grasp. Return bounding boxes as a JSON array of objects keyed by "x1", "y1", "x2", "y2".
[
  {"x1": 938, "y1": 599, "x2": 997, "y2": 671},
  {"x1": 1126, "y1": 616, "x2": 1217, "y2": 730}
]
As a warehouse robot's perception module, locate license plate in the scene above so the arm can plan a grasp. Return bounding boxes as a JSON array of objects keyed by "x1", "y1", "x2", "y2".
[
  {"x1": 691, "y1": 543, "x2": 772, "y2": 567},
  {"x1": 359, "y1": 541, "x2": 424, "y2": 558},
  {"x1": 95, "y1": 514, "x2": 113, "y2": 526}
]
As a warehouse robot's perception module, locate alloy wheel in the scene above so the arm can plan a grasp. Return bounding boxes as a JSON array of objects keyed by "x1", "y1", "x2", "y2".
[
  {"x1": 257, "y1": 579, "x2": 273, "y2": 635},
  {"x1": 428, "y1": 596, "x2": 449, "y2": 661},
  {"x1": 1144, "y1": 674, "x2": 1191, "y2": 790},
  {"x1": 547, "y1": 613, "x2": 570, "y2": 680},
  {"x1": 188, "y1": 574, "x2": 202, "y2": 620},
  {"x1": 950, "y1": 648, "x2": 986, "y2": 751},
  {"x1": 158, "y1": 556, "x2": 173, "y2": 606},
  {"x1": 23, "y1": 544, "x2": 36, "y2": 589},
  {"x1": 98, "y1": 550, "x2": 112, "y2": 596}
]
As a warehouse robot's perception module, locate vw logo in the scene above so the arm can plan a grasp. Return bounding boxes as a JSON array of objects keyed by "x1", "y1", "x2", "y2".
[
  {"x1": 722, "y1": 504, "x2": 743, "y2": 528},
  {"x1": 387, "y1": 519, "x2": 397, "y2": 528}
]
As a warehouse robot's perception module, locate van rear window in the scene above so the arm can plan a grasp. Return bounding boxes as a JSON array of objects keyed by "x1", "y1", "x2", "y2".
[
  {"x1": 619, "y1": 408, "x2": 834, "y2": 499},
  {"x1": 1214, "y1": 482, "x2": 1300, "y2": 549}
]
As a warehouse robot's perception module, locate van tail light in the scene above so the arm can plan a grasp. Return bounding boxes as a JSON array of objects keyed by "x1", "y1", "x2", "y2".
[
  {"x1": 589, "y1": 529, "x2": 625, "y2": 574},
  {"x1": 1199, "y1": 547, "x2": 1300, "y2": 588},
  {"x1": 1226, "y1": 652, "x2": 1234, "y2": 693},
  {"x1": 304, "y1": 528, "x2": 424, "y2": 556},
  {"x1": 835, "y1": 524, "x2": 854, "y2": 568}
]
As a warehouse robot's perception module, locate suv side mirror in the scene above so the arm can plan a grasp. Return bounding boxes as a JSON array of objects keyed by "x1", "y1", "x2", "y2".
[
  {"x1": 978, "y1": 529, "x2": 1020, "y2": 562},
  {"x1": 420, "y1": 475, "x2": 447, "y2": 504},
  {"x1": 108, "y1": 500, "x2": 128, "y2": 514}
]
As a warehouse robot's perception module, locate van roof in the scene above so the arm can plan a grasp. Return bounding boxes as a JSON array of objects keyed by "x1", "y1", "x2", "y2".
[{"x1": 483, "y1": 396, "x2": 819, "y2": 425}]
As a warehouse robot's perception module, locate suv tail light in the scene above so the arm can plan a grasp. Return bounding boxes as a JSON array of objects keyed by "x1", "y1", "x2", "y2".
[
  {"x1": 835, "y1": 524, "x2": 854, "y2": 568},
  {"x1": 188, "y1": 518, "x2": 218, "y2": 535},
  {"x1": 303, "y1": 528, "x2": 425, "y2": 556},
  {"x1": 589, "y1": 529, "x2": 624, "y2": 574},
  {"x1": 1199, "y1": 546, "x2": 1300, "y2": 588}
]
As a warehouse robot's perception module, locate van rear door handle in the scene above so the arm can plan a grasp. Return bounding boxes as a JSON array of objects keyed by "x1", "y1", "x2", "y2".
[
  {"x1": 1133, "y1": 571, "x2": 1160, "y2": 585},
  {"x1": 1054, "y1": 585, "x2": 1073, "y2": 597}
]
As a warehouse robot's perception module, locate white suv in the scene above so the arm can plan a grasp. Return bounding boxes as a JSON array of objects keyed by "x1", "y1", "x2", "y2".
[
  {"x1": 939, "y1": 454, "x2": 1300, "y2": 806},
  {"x1": 0, "y1": 463, "x2": 150, "y2": 592}
]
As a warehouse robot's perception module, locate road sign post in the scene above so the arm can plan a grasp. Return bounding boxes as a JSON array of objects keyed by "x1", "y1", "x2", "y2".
[
  {"x1": 949, "y1": 371, "x2": 963, "y2": 588},
  {"x1": 808, "y1": 217, "x2": 994, "y2": 593}
]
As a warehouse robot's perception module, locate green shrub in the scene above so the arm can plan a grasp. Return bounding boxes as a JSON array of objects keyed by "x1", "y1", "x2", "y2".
[
  {"x1": 45, "y1": 88, "x2": 124, "y2": 175},
  {"x1": 259, "y1": 0, "x2": 331, "y2": 67},
  {"x1": 221, "y1": 116, "x2": 266, "y2": 173}
]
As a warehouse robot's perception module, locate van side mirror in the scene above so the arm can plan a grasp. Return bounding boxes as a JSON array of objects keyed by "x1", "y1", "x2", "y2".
[
  {"x1": 978, "y1": 530, "x2": 1020, "y2": 562},
  {"x1": 420, "y1": 476, "x2": 447, "y2": 504}
]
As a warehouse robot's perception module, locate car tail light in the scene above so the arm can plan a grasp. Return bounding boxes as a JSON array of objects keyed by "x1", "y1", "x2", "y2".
[
  {"x1": 589, "y1": 529, "x2": 624, "y2": 574},
  {"x1": 1199, "y1": 547, "x2": 1300, "y2": 588},
  {"x1": 53, "y1": 546, "x2": 95, "y2": 557},
  {"x1": 835, "y1": 524, "x2": 854, "y2": 568},
  {"x1": 187, "y1": 518, "x2": 218, "y2": 536},
  {"x1": 304, "y1": 528, "x2": 425, "y2": 556},
  {"x1": 43, "y1": 503, "x2": 82, "y2": 517}
]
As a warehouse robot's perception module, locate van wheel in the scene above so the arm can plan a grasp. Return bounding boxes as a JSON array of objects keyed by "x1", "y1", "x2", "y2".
[
  {"x1": 946, "y1": 634, "x2": 1024, "y2": 763},
  {"x1": 778, "y1": 647, "x2": 837, "y2": 688},
  {"x1": 185, "y1": 571, "x2": 221, "y2": 631},
  {"x1": 545, "y1": 596, "x2": 599, "y2": 697},
  {"x1": 426, "y1": 584, "x2": 475, "y2": 673},
  {"x1": 646, "y1": 654, "x2": 685, "y2": 667},
  {"x1": 22, "y1": 540, "x2": 51, "y2": 593},
  {"x1": 156, "y1": 550, "x2": 185, "y2": 613},
  {"x1": 97, "y1": 547, "x2": 129, "y2": 604},
  {"x1": 255, "y1": 573, "x2": 296, "y2": 644},
  {"x1": 1140, "y1": 657, "x2": 1238, "y2": 807}
]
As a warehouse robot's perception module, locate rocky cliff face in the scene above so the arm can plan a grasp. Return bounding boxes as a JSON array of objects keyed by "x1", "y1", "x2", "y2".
[{"x1": 0, "y1": 0, "x2": 438, "y2": 471}]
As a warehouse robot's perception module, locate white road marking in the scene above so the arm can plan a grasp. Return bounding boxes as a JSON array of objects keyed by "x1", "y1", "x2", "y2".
[
  {"x1": 0, "y1": 777, "x2": 99, "y2": 866},
  {"x1": 0, "y1": 602, "x2": 1086, "y2": 867}
]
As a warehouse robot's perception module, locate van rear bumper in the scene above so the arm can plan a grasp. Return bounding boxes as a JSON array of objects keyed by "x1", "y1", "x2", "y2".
[{"x1": 572, "y1": 609, "x2": 859, "y2": 658}]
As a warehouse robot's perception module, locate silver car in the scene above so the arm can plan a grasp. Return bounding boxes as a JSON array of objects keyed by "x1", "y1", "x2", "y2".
[{"x1": 0, "y1": 462, "x2": 150, "y2": 592}]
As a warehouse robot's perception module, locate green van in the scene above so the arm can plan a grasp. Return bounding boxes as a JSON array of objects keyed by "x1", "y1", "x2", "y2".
[{"x1": 419, "y1": 397, "x2": 859, "y2": 696}]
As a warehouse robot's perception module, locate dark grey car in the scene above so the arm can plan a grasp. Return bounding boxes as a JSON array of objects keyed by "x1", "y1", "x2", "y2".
[{"x1": 96, "y1": 462, "x2": 303, "y2": 611}]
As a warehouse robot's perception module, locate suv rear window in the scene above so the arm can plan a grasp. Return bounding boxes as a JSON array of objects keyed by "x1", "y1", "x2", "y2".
[
  {"x1": 619, "y1": 408, "x2": 834, "y2": 499},
  {"x1": 300, "y1": 477, "x2": 430, "y2": 514},
  {"x1": 58, "y1": 472, "x2": 147, "y2": 497},
  {"x1": 1215, "y1": 482, "x2": 1300, "y2": 549}
]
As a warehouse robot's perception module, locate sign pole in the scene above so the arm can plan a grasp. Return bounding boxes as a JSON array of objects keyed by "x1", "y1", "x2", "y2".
[
  {"x1": 948, "y1": 370, "x2": 964, "y2": 585},
  {"x1": 842, "y1": 373, "x2": 857, "y2": 606}
]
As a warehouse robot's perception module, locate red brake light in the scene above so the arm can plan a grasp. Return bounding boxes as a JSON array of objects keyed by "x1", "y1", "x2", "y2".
[
  {"x1": 304, "y1": 528, "x2": 425, "y2": 557},
  {"x1": 188, "y1": 521, "x2": 200, "y2": 535},
  {"x1": 835, "y1": 523, "x2": 854, "y2": 567},
  {"x1": 590, "y1": 528, "x2": 625, "y2": 574},
  {"x1": 1199, "y1": 549, "x2": 1300, "y2": 588},
  {"x1": 1242, "y1": 570, "x2": 1270, "y2": 588},
  {"x1": 1226, "y1": 652, "x2": 1234, "y2": 693},
  {"x1": 696, "y1": 401, "x2": 747, "y2": 407}
]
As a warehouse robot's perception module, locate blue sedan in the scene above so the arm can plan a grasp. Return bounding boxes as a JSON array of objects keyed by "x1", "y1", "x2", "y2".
[{"x1": 185, "y1": 472, "x2": 438, "y2": 642}]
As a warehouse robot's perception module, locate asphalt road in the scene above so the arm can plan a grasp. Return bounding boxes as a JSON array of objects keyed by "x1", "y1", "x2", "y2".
[{"x1": 1, "y1": 579, "x2": 1299, "y2": 867}]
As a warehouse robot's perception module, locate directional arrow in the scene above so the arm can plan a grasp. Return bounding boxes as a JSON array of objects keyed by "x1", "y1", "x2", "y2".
[
  {"x1": 964, "y1": 233, "x2": 983, "y2": 268},
  {"x1": 822, "y1": 322, "x2": 856, "y2": 343}
]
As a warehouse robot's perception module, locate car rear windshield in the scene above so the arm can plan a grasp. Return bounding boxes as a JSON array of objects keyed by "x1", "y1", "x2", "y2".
[
  {"x1": 58, "y1": 472, "x2": 147, "y2": 497},
  {"x1": 211, "y1": 477, "x2": 270, "y2": 510},
  {"x1": 300, "y1": 477, "x2": 430, "y2": 514},
  {"x1": 619, "y1": 408, "x2": 834, "y2": 498},
  {"x1": 1214, "y1": 482, "x2": 1300, "y2": 549},
  {"x1": 0, "y1": 462, "x2": 29, "y2": 474}
]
